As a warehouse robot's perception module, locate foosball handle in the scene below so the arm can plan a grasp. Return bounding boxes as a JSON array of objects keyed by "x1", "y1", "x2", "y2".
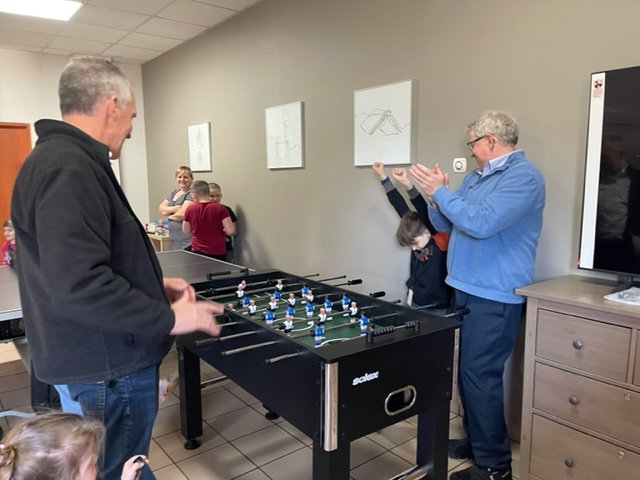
[
  {"x1": 445, "y1": 308, "x2": 470, "y2": 318},
  {"x1": 369, "y1": 291, "x2": 386, "y2": 298}
]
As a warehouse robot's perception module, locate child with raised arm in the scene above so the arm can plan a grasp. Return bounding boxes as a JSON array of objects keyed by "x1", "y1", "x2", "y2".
[
  {"x1": 372, "y1": 162, "x2": 451, "y2": 312},
  {"x1": 0, "y1": 412, "x2": 150, "y2": 480},
  {"x1": 183, "y1": 180, "x2": 236, "y2": 261}
]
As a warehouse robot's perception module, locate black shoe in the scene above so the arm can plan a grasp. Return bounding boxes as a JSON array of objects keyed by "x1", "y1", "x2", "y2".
[
  {"x1": 449, "y1": 464, "x2": 512, "y2": 480},
  {"x1": 448, "y1": 438, "x2": 473, "y2": 459}
]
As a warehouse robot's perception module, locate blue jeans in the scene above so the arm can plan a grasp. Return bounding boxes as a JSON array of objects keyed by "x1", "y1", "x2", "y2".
[
  {"x1": 454, "y1": 290, "x2": 522, "y2": 471},
  {"x1": 66, "y1": 364, "x2": 159, "y2": 480}
]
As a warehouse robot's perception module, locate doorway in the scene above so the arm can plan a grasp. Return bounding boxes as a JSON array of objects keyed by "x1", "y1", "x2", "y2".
[{"x1": 0, "y1": 123, "x2": 31, "y2": 222}]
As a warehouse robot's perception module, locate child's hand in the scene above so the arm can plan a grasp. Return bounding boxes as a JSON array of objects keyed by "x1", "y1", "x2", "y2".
[
  {"x1": 391, "y1": 168, "x2": 412, "y2": 189},
  {"x1": 372, "y1": 162, "x2": 386, "y2": 180},
  {"x1": 121, "y1": 455, "x2": 148, "y2": 480}
]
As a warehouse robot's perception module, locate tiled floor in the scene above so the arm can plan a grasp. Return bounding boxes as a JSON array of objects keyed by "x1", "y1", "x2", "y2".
[{"x1": 0, "y1": 344, "x2": 520, "y2": 479}]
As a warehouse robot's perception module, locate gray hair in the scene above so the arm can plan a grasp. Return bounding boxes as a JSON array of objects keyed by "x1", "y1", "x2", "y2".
[
  {"x1": 467, "y1": 110, "x2": 519, "y2": 146},
  {"x1": 59, "y1": 56, "x2": 132, "y2": 115}
]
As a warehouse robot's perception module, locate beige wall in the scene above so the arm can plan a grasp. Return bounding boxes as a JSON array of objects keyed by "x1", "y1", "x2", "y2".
[
  {"x1": 142, "y1": 0, "x2": 639, "y2": 299},
  {"x1": 0, "y1": 49, "x2": 150, "y2": 222}
]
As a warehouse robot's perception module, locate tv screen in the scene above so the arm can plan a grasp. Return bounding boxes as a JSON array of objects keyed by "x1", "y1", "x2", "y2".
[{"x1": 578, "y1": 66, "x2": 640, "y2": 280}]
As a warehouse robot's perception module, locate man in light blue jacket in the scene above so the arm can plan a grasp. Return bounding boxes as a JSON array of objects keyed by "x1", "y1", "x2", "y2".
[{"x1": 411, "y1": 110, "x2": 545, "y2": 480}]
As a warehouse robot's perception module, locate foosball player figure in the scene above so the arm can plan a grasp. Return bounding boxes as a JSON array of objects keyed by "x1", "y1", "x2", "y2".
[
  {"x1": 317, "y1": 307, "x2": 327, "y2": 325},
  {"x1": 264, "y1": 309, "x2": 275, "y2": 326},
  {"x1": 305, "y1": 302, "x2": 315, "y2": 325},
  {"x1": 275, "y1": 279, "x2": 284, "y2": 291},
  {"x1": 305, "y1": 289, "x2": 314, "y2": 303},
  {"x1": 227, "y1": 303, "x2": 235, "y2": 311},
  {"x1": 359, "y1": 313, "x2": 370, "y2": 336},
  {"x1": 341, "y1": 294, "x2": 350, "y2": 311},
  {"x1": 287, "y1": 293, "x2": 296, "y2": 307},
  {"x1": 313, "y1": 322, "x2": 325, "y2": 347},
  {"x1": 236, "y1": 284, "x2": 246, "y2": 306},
  {"x1": 283, "y1": 314, "x2": 294, "y2": 334},
  {"x1": 349, "y1": 301, "x2": 359, "y2": 323},
  {"x1": 300, "y1": 284, "x2": 310, "y2": 298},
  {"x1": 268, "y1": 295, "x2": 278, "y2": 311},
  {"x1": 323, "y1": 297, "x2": 333, "y2": 315},
  {"x1": 247, "y1": 299, "x2": 257, "y2": 316},
  {"x1": 242, "y1": 295, "x2": 251, "y2": 308},
  {"x1": 286, "y1": 305, "x2": 296, "y2": 318},
  {"x1": 273, "y1": 288, "x2": 282, "y2": 301}
]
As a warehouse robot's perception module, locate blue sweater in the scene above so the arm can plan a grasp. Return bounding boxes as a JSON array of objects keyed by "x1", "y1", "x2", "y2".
[{"x1": 428, "y1": 150, "x2": 545, "y2": 303}]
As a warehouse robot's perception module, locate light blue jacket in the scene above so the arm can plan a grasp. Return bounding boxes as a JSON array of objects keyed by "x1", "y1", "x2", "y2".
[{"x1": 428, "y1": 150, "x2": 545, "y2": 303}]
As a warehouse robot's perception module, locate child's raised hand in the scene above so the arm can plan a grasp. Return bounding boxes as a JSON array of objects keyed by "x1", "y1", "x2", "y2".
[
  {"x1": 372, "y1": 162, "x2": 386, "y2": 179},
  {"x1": 391, "y1": 168, "x2": 412, "y2": 189}
]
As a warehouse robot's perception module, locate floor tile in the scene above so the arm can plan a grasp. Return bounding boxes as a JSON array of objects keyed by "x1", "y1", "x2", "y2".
[
  {"x1": 350, "y1": 450, "x2": 413, "y2": 480},
  {"x1": 277, "y1": 420, "x2": 313, "y2": 446},
  {"x1": 260, "y1": 446, "x2": 313, "y2": 480},
  {"x1": 206, "y1": 405, "x2": 274, "y2": 441},
  {"x1": 231, "y1": 424, "x2": 305, "y2": 466},
  {"x1": 201, "y1": 388, "x2": 247, "y2": 420},
  {"x1": 177, "y1": 442, "x2": 256, "y2": 480},
  {"x1": 366, "y1": 420, "x2": 416, "y2": 450},
  {"x1": 349, "y1": 436, "x2": 386, "y2": 469},
  {"x1": 153, "y1": 463, "x2": 188, "y2": 480},
  {"x1": 155, "y1": 422, "x2": 226, "y2": 463}
]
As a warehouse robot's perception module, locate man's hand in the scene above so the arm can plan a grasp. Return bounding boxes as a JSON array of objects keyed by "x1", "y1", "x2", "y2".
[
  {"x1": 372, "y1": 161, "x2": 386, "y2": 180},
  {"x1": 170, "y1": 295, "x2": 223, "y2": 337},
  {"x1": 163, "y1": 277, "x2": 195, "y2": 303},
  {"x1": 409, "y1": 163, "x2": 448, "y2": 197},
  {"x1": 391, "y1": 167, "x2": 412, "y2": 190}
]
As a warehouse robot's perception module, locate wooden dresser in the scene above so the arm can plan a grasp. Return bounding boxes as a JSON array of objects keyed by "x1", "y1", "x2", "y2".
[{"x1": 516, "y1": 275, "x2": 640, "y2": 479}]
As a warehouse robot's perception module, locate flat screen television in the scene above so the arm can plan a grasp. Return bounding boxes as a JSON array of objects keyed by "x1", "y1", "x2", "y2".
[{"x1": 578, "y1": 65, "x2": 640, "y2": 288}]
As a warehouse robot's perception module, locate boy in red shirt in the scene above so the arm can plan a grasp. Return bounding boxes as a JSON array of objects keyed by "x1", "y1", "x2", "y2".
[{"x1": 183, "y1": 180, "x2": 236, "y2": 260}]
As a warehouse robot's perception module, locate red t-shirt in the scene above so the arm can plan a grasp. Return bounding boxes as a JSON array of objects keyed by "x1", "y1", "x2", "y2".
[{"x1": 184, "y1": 202, "x2": 230, "y2": 255}]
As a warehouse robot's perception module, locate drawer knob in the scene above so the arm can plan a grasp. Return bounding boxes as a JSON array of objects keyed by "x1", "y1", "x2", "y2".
[
  {"x1": 564, "y1": 458, "x2": 575, "y2": 468},
  {"x1": 572, "y1": 340, "x2": 583, "y2": 350},
  {"x1": 569, "y1": 396, "x2": 579, "y2": 405}
]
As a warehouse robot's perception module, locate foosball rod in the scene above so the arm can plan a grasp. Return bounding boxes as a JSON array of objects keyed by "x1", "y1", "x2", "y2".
[
  {"x1": 205, "y1": 278, "x2": 320, "y2": 301},
  {"x1": 200, "y1": 272, "x2": 321, "y2": 295},
  {"x1": 220, "y1": 340, "x2": 277, "y2": 356},
  {"x1": 205, "y1": 267, "x2": 250, "y2": 280}
]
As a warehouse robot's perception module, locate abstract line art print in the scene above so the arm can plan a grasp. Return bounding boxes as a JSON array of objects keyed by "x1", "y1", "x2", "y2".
[
  {"x1": 354, "y1": 79, "x2": 413, "y2": 166},
  {"x1": 265, "y1": 101, "x2": 304, "y2": 169}
]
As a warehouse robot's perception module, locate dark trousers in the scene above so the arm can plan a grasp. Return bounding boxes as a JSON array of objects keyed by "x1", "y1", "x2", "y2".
[
  {"x1": 453, "y1": 290, "x2": 522, "y2": 471},
  {"x1": 67, "y1": 364, "x2": 159, "y2": 480}
]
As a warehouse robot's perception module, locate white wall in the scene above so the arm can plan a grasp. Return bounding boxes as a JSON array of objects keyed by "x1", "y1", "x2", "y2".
[
  {"x1": 140, "y1": 0, "x2": 640, "y2": 299},
  {"x1": 0, "y1": 49, "x2": 150, "y2": 221}
]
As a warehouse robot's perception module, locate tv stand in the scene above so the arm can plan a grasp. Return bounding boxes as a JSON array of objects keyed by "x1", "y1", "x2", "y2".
[{"x1": 611, "y1": 278, "x2": 640, "y2": 293}]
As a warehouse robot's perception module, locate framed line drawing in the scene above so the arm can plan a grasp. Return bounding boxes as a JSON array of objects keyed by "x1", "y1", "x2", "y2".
[
  {"x1": 188, "y1": 122, "x2": 212, "y2": 172},
  {"x1": 265, "y1": 101, "x2": 304, "y2": 169},
  {"x1": 354, "y1": 79, "x2": 414, "y2": 166}
]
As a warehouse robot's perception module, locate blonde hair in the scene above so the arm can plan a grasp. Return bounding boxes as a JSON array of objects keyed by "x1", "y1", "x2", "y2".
[
  {"x1": 0, "y1": 412, "x2": 105, "y2": 480},
  {"x1": 175, "y1": 166, "x2": 193, "y2": 179}
]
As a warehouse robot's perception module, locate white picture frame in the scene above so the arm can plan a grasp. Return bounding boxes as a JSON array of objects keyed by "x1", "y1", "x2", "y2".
[
  {"x1": 265, "y1": 101, "x2": 304, "y2": 169},
  {"x1": 188, "y1": 122, "x2": 212, "y2": 172},
  {"x1": 354, "y1": 79, "x2": 414, "y2": 166}
]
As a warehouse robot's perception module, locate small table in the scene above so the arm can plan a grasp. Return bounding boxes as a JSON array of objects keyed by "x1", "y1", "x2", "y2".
[{"x1": 147, "y1": 233, "x2": 170, "y2": 252}]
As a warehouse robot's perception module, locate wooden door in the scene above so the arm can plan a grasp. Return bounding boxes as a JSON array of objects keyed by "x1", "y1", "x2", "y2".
[{"x1": 0, "y1": 123, "x2": 31, "y2": 222}]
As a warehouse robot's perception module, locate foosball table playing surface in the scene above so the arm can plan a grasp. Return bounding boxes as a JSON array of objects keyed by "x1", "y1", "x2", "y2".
[{"x1": 177, "y1": 269, "x2": 461, "y2": 480}]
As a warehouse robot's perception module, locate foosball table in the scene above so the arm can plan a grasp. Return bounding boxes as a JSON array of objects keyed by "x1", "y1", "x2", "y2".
[{"x1": 177, "y1": 269, "x2": 461, "y2": 480}]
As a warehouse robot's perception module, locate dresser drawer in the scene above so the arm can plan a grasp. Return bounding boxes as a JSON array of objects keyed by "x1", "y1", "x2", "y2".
[
  {"x1": 533, "y1": 363, "x2": 640, "y2": 447},
  {"x1": 536, "y1": 309, "x2": 630, "y2": 381},
  {"x1": 530, "y1": 414, "x2": 640, "y2": 479}
]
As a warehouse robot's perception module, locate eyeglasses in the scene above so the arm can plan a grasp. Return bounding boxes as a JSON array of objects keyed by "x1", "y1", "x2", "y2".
[{"x1": 466, "y1": 135, "x2": 487, "y2": 150}]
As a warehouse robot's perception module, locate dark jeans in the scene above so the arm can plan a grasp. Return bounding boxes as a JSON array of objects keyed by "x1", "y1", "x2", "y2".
[
  {"x1": 454, "y1": 290, "x2": 522, "y2": 471},
  {"x1": 66, "y1": 364, "x2": 159, "y2": 480}
]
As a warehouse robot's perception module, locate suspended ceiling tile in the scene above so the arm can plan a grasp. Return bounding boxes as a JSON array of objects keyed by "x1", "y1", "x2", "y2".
[
  {"x1": 0, "y1": 29, "x2": 53, "y2": 47},
  {"x1": 103, "y1": 44, "x2": 163, "y2": 62},
  {"x1": 71, "y1": 5, "x2": 149, "y2": 31},
  {"x1": 49, "y1": 36, "x2": 110, "y2": 54},
  {"x1": 0, "y1": 14, "x2": 64, "y2": 36},
  {"x1": 118, "y1": 32, "x2": 182, "y2": 51},
  {"x1": 136, "y1": 17, "x2": 207, "y2": 40},
  {"x1": 57, "y1": 23, "x2": 129, "y2": 44},
  {"x1": 86, "y1": 0, "x2": 176, "y2": 16},
  {"x1": 156, "y1": 0, "x2": 235, "y2": 27},
  {"x1": 197, "y1": 0, "x2": 260, "y2": 11}
]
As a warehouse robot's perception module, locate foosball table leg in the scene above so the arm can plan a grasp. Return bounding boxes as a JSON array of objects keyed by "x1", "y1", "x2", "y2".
[
  {"x1": 178, "y1": 345, "x2": 203, "y2": 450},
  {"x1": 312, "y1": 438, "x2": 350, "y2": 480},
  {"x1": 416, "y1": 400, "x2": 450, "y2": 480}
]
